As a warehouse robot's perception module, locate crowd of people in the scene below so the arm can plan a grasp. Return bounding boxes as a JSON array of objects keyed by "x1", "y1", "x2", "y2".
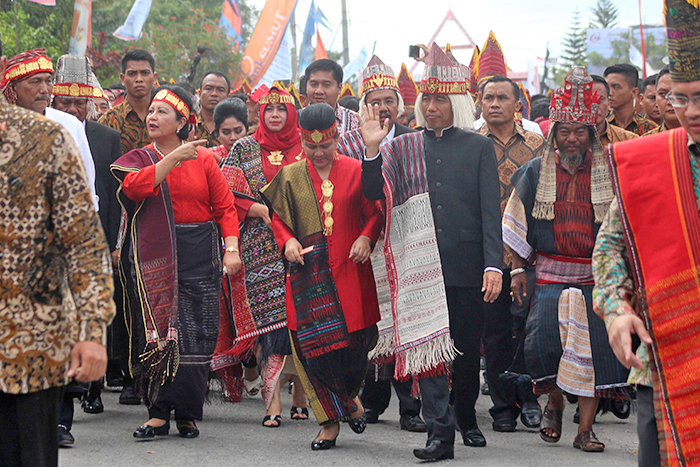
[{"x1": 1, "y1": 1, "x2": 700, "y2": 465}]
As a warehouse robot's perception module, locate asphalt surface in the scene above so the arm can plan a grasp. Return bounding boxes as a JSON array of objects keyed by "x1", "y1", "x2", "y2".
[{"x1": 59, "y1": 378, "x2": 638, "y2": 467}]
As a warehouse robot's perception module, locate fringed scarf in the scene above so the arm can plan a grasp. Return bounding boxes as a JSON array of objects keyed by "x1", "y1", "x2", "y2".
[
  {"x1": 111, "y1": 148, "x2": 180, "y2": 393},
  {"x1": 533, "y1": 125, "x2": 613, "y2": 224}
]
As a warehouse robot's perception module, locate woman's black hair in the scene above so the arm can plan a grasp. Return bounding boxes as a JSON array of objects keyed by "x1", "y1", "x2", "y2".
[
  {"x1": 159, "y1": 85, "x2": 194, "y2": 140},
  {"x1": 213, "y1": 98, "x2": 249, "y2": 132},
  {"x1": 298, "y1": 103, "x2": 336, "y2": 132}
]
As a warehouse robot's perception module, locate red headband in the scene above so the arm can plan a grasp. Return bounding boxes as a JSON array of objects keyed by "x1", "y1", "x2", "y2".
[
  {"x1": 301, "y1": 124, "x2": 338, "y2": 144},
  {"x1": 153, "y1": 88, "x2": 196, "y2": 124}
]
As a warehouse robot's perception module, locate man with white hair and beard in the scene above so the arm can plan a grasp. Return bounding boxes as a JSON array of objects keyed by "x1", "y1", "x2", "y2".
[
  {"x1": 361, "y1": 43, "x2": 503, "y2": 460},
  {"x1": 503, "y1": 66, "x2": 629, "y2": 454}
]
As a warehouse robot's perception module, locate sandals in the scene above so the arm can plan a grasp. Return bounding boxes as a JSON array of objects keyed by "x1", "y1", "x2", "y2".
[
  {"x1": 573, "y1": 430, "x2": 605, "y2": 452},
  {"x1": 291, "y1": 406, "x2": 309, "y2": 420},
  {"x1": 244, "y1": 376, "x2": 262, "y2": 396},
  {"x1": 262, "y1": 415, "x2": 282, "y2": 428},
  {"x1": 539, "y1": 406, "x2": 563, "y2": 443}
]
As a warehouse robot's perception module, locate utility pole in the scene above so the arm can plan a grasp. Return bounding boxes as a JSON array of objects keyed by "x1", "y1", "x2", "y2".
[
  {"x1": 290, "y1": 12, "x2": 298, "y2": 82},
  {"x1": 340, "y1": 0, "x2": 349, "y2": 65},
  {"x1": 14, "y1": 0, "x2": 20, "y2": 55}
]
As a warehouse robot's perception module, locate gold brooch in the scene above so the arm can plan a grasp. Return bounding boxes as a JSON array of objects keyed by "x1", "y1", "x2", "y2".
[
  {"x1": 267, "y1": 150, "x2": 284, "y2": 165},
  {"x1": 321, "y1": 179, "x2": 334, "y2": 236}
]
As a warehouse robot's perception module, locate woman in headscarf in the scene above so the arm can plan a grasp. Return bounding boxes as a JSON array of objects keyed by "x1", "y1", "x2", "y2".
[
  {"x1": 219, "y1": 86, "x2": 309, "y2": 427},
  {"x1": 261, "y1": 103, "x2": 383, "y2": 450},
  {"x1": 112, "y1": 86, "x2": 242, "y2": 440}
]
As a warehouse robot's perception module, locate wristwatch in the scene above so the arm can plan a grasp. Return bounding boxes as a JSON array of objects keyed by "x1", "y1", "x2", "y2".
[{"x1": 225, "y1": 246, "x2": 239, "y2": 254}]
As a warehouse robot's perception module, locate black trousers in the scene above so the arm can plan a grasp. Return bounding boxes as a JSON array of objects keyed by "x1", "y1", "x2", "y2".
[
  {"x1": 637, "y1": 385, "x2": 661, "y2": 467},
  {"x1": 0, "y1": 386, "x2": 64, "y2": 467},
  {"x1": 447, "y1": 286, "x2": 484, "y2": 431},
  {"x1": 483, "y1": 267, "x2": 537, "y2": 421},
  {"x1": 419, "y1": 373, "x2": 455, "y2": 444},
  {"x1": 360, "y1": 363, "x2": 421, "y2": 418}
]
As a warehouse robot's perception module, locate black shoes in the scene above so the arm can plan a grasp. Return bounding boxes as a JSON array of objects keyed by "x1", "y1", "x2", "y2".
[
  {"x1": 119, "y1": 385, "x2": 141, "y2": 405},
  {"x1": 611, "y1": 399, "x2": 631, "y2": 419},
  {"x1": 492, "y1": 416, "x2": 517, "y2": 432},
  {"x1": 82, "y1": 395, "x2": 104, "y2": 414},
  {"x1": 400, "y1": 414, "x2": 428, "y2": 433},
  {"x1": 176, "y1": 422, "x2": 200, "y2": 439},
  {"x1": 348, "y1": 413, "x2": 367, "y2": 434},
  {"x1": 133, "y1": 421, "x2": 170, "y2": 439},
  {"x1": 520, "y1": 401, "x2": 543, "y2": 428},
  {"x1": 311, "y1": 437, "x2": 337, "y2": 451},
  {"x1": 364, "y1": 408, "x2": 380, "y2": 424},
  {"x1": 462, "y1": 427, "x2": 487, "y2": 447},
  {"x1": 58, "y1": 425, "x2": 74, "y2": 448},
  {"x1": 413, "y1": 440, "x2": 454, "y2": 460}
]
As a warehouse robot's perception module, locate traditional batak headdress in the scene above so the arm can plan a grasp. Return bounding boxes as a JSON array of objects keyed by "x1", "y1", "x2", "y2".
[
  {"x1": 665, "y1": 0, "x2": 700, "y2": 82},
  {"x1": 397, "y1": 63, "x2": 419, "y2": 109},
  {"x1": 360, "y1": 55, "x2": 399, "y2": 96},
  {"x1": 468, "y1": 46, "x2": 480, "y2": 96},
  {"x1": 534, "y1": 66, "x2": 612, "y2": 223},
  {"x1": 477, "y1": 31, "x2": 507, "y2": 85},
  {"x1": 153, "y1": 88, "x2": 197, "y2": 124},
  {"x1": 300, "y1": 114, "x2": 338, "y2": 144},
  {"x1": 518, "y1": 82, "x2": 531, "y2": 120},
  {"x1": 419, "y1": 43, "x2": 468, "y2": 95},
  {"x1": 1, "y1": 49, "x2": 53, "y2": 104},
  {"x1": 339, "y1": 82, "x2": 356, "y2": 98},
  {"x1": 52, "y1": 55, "x2": 107, "y2": 120}
]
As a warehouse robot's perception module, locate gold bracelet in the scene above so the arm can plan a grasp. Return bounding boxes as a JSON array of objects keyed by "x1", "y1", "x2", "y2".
[{"x1": 225, "y1": 246, "x2": 239, "y2": 254}]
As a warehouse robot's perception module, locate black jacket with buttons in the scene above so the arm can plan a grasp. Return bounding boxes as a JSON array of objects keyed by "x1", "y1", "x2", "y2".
[{"x1": 362, "y1": 126, "x2": 503, "y2": 287}]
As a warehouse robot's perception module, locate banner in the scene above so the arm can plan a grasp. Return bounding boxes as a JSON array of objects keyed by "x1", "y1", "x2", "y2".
[
  {"x1": 220, "y1": 0, "x2": 243, "y2": 50},
  {"x1": 234, "y1": 0, "x2": 297, "y2": 88},
  {"x1": 298, "y1": 1, "x2": 331, "y2": 75},
  {"x1": 28, "y1": 0, "x2": 56, "y2": 6},
  {"x1": 69, "y1": 0, "x2": 92, "y2": 56},
  {"x1": 258, "y1": 25, "x2": 293, "y2": 87},
  {"x1": 113, "y1": 0, "x2": 153, "y2": 41},
  {"x1": 341, "y1": 45, "x2": 369, "y2": 82}
]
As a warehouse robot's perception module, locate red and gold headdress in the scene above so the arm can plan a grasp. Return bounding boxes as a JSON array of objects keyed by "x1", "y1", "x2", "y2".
[
  {"x1": 549, "y1": 66, "x2": 600, "y2": 126},
  {"x1": 1, "y1": 49, "x2": 53, "y2": 104},
  {"x1": 419, "y1": 43, "x2": 468, "y2": 95},
  {"x1": 258, "y1": 88, "x2": 295, "y2": 105},
  {"x1": 153, "y1": 88, "x2": 197, "y2": 124},
  {"x1": 477, "y1": 31, "x2": 507, "y2": 85},
  {"x1": 339, "y1": 82, "x2": 356, "y2": 98},
  {"x1": 301, "y1": 120, "x2": 338, "y2": 144},
  {"x1": 52, "y1": 54, "x2": 103, "y2": 100},
  {"x1": 360, "y1": 55, "x2": 399, "y2": 96},
  {"x1": 468, "y1": 46, "x2": 480, "y2": 96},
  {"x1": 397, "y1": 63, "x2": 419, "y2": 108}
]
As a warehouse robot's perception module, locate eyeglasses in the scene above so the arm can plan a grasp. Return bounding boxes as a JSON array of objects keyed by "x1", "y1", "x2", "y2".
[{"x1": 665, "y1": 92, "x2": 700, "y2": 109}]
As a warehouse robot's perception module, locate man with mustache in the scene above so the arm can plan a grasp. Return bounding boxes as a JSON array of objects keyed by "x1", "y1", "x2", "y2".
[
  {"x1": 337, "y1": 55, "x2": 426, "y2": 434},
  {"x1": 503, "y1": 66, "x2": 629, "y2": 454},
  {"x1": 1, "y1": 48, "x2": 97, "y2": 211},
  {"x1": 476, "y1": 75, "x2": 544, "y2": 433},
  {"x1": 196, "y1": 71, "x2": 230, "y2": 147},
  {"x1": 594, "y1": 1, "x2": 700, "y2": 464}
]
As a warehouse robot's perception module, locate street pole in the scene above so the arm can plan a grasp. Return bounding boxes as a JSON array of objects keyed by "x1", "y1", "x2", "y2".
[
  {"x1": 290, "y1": 12, "x2": 298, "y2": 82},
  {"x1": 638, "y1": 0, "x2": 647, "y2": 78},
  {"x1": 340, "y1": 0, "x2": 349, "y2": 65},
  {"x1": 14, "y1": 0, "x2": 20, "y2": 55}
]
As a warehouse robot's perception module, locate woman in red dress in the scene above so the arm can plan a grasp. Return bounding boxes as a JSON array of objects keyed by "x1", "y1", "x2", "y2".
[
  {"x1": 261, "y1": 103, "x2": 383, "y2": 450},
  {"x1": 112, "y1": 86, "x2": 242, "y2": 440}
]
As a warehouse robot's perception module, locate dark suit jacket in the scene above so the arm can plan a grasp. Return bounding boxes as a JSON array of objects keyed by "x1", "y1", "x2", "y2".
[
  {"x1": 393, "y1": 122, "x2": 415, "y2": 137},
  {"x1": 363, "y1": 126, "x2": 502, "y2": 287},
  {"x1": 85, "y1": 120, "x2": 122, "y2": 251}
]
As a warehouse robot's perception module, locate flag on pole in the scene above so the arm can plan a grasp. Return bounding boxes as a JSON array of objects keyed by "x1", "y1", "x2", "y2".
[
  {"x1": 113, "y1": 0, "x2": 153, "y2": 41},
  {"x1": 315, "y1": 30, "x2": 327, "y2": 60},
  {"x1": 298, "y1": 1, "x2": 331, "y2": 74},
  {"x1": 341, "y1": 45, "x2": 369, "y2": 82},
  {"x1": 234, "y1": 0, "x2": 298, "y2": 88},
  {"x1": 28, "y1": 0, "x2": 56, "y2": 6},
  {"x1": 69, "y1": 0, "x2": 92, "y2": 56},
  {"x1": 219, "y1": 0, "x2": 243, "y2": 50}
]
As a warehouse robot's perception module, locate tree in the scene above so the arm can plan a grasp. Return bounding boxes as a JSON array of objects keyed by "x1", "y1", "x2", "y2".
[
  {"x1": 590, "y1": 0, "x2": 620, "y2": 29},
  {"x1": 560, "y1": 9, "x2": 587, "y2": 68}
]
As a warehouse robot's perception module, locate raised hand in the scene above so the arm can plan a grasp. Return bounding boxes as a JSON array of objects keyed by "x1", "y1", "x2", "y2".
[{"x1": 361, "y1": 104, "x2": 391, "y2": 160}]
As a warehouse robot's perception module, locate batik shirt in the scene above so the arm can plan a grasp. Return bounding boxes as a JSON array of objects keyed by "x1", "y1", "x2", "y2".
[
  {"x1": 336, "y1": 105, "x2": 360, "y2": 135},
  {"x1": 196, "y1": 116, "x2": 221, "y2": 148},
  {"x1": 0, "y1": 95, "x2": 115, "y2": 394},
  {"x1": 593, "y1": 138, "x2": 700, "y2": 387},
  {"x1": 477, "y1": 123, "x2": 545, "y2": 266},
  {"x1": 98, "y1": 99, "x2": 151, "y2": 156},
  {"x1": 598, "y1": 121, "x2": 638, "y2": 148},
  {"x1": 606, "y1": 111, "x2": 658, "y2": 136}
]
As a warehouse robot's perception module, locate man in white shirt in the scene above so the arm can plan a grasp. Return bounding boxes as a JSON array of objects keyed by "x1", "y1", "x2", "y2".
[{"x1": 1, "y1": 49, "x2": 98, "y2": 210}]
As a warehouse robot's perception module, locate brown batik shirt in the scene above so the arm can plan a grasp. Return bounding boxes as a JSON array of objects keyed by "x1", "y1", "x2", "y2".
[
  {"x1": 606, "y1": 111, "x2": 658, "y2": 136},
  {"x1": 0, "y1": 95, "x2": 115, "y2": 394},
  {"x1": 98, "y1": 99, "x2": 151, "y2": 156}
]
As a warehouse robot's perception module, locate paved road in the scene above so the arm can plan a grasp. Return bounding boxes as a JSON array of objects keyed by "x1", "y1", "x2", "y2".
[{"x1": 60, "y1": 382, "x2": 638, "y2": 466}]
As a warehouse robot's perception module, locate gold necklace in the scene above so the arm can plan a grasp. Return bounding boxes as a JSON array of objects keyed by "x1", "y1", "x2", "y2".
[
  {"x1": 153, "y1": 140, "x2": 183, "y2": 167},
  {"x1": 321, "y1": 179, "x2": 334, "y2": 236},
  {"x1": 267, "y1": 150, "x2": 284, "y2": 165}
]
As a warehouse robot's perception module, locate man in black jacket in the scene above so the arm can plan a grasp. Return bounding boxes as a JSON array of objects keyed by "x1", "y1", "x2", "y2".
[
  {"x1": 361, "y1": 44, "x2": 503, "y2": 461},
  {"x1": 337, "y1": 55, "x2": 425, "y2": 434},
  {"x1": 51, "y1": 54, "x2": 122, "y2": 447}
]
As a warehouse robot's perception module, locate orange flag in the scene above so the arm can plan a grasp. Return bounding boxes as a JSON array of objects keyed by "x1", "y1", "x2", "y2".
[{"x1": 315, "y1": 30, "x2": 327, "y2": 60}]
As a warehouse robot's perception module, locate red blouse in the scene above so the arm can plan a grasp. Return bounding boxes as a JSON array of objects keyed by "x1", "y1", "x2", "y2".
[
  {"x1": 122, "y1": 144, "x2": 240, "y2": 238},
  {"x1": 271, "y1": 155, "x2": 384, "y2": 333}
]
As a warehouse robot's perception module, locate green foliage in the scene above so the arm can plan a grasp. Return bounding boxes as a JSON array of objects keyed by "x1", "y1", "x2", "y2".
[
  {"x1": 561, "y1": 9, "x2": 587, "y2": 68},
  {"x1": 0, "y1": 0, "x2": 74, "y2": 58},
  {"x1": 589, "y1": 0, "x2": 619, "y2": 29},
  {"x1": 586, "y1": 29, "x2": 667, "y2": 74}
]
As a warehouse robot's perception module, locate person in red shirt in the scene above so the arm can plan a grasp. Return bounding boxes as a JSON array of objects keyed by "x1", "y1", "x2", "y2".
[
  {"x1": 261, "y1": 103, "x2": 383, "y2": 451},
  {"x1": 210, "y1": 97, "x2": 249, "y2": 163},
  {"x1": 111, "y1": 86, "x2": 242, "y2": 441}
]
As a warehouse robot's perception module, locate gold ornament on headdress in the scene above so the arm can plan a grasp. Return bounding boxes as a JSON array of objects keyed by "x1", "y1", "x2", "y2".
[{"x1": 321, "y1": 179, "x2": 334, "y2": 236}]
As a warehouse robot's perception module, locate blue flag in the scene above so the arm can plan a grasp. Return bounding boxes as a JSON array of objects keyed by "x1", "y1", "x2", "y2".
[
  {"x1": 113, "y1": 0, "x2": 152, "y2": 41},
  {"x1": 298, "y1": 1, "x2": 316, "y2": 75}
]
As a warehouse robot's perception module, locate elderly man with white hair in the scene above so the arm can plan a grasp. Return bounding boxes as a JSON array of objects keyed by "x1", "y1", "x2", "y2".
[{"x1": 361, "y1": 43, "x2": 503, "y2": 461}]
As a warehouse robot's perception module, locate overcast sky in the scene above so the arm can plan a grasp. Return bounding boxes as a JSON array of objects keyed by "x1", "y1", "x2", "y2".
[{"x1": 247, "y1": 0, "x2": 665, "y2": 77}]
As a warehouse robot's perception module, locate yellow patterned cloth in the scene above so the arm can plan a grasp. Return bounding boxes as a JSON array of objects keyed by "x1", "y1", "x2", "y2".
[
  {"x1": 557, "y1": 288, "x2": 596, "y2": 397},
  {"x1": 0, "y1": 95, "x2": 115, "y2": 394}
]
